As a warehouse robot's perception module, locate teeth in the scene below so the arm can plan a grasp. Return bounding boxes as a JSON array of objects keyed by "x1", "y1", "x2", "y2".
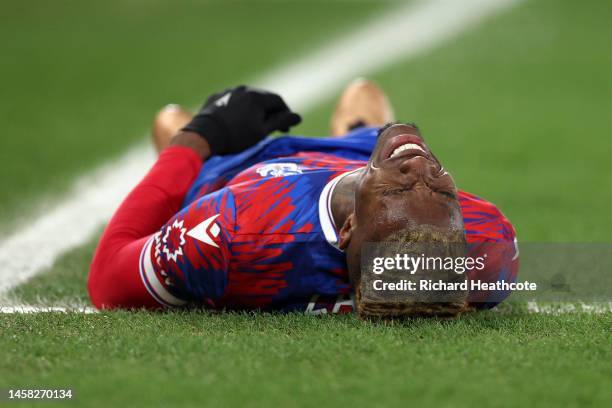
[{"x1": 390, "y1": 143, "x2": 425, "y2": 158}]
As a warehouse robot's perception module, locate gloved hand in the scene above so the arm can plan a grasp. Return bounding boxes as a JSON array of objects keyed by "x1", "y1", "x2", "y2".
[{"x1": 182, "y1": 85, "x2": 301, "y2": 155}]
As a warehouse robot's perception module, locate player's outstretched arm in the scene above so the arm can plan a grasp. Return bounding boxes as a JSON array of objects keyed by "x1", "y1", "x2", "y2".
[
  {"x1": 88, "y1": 86, "x2": 301, "y2": 309},
  {"x1": 88, "y1": 144, "x2": 206, "y2": 309}
]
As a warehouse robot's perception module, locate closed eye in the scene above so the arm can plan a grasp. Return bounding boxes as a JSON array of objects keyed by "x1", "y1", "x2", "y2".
[
  {"x1": 382, "y1": 187, "x2": 412, "y2": 196},
  {"x1": 437, "y1": 190, "x2": 456, "y2": 199}
]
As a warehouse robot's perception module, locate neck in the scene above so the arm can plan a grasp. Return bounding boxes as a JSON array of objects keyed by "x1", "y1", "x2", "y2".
[{"x1": 330, "y1": 169, "x2": 362, "y2": 229}]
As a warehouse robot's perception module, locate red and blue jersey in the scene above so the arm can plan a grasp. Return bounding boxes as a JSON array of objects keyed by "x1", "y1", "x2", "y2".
[{"x1": 139, "y1": 128, "x2": 518, "y2": 312}]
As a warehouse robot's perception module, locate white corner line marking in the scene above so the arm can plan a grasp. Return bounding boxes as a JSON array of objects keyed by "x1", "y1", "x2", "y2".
[{"x1": 0, "y1": 0, "x2": 521, "y2": 297}]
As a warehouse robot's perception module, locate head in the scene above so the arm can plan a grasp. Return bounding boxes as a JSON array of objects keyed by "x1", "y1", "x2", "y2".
[{"x1": 338, "y1": 123, "x2": 465, "y2": 285}]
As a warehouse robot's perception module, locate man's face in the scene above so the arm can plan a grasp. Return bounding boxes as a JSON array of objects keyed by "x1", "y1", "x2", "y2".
[{"x1": 339, "y1": 123, "x2": 464, "y2": 280}]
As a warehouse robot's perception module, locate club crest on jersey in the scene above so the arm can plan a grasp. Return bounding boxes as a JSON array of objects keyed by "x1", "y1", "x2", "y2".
[
  {"x1": 256, "y1": 162, "x2": 303, "y2": 178},
  {"x1": 160, "y1": 219, "x2": 187, "y2": 262}
]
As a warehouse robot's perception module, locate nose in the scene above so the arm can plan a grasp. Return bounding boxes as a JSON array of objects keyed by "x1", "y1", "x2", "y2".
[{"x1": 398, "y1": 156, "x2": 437, "y2": 177}]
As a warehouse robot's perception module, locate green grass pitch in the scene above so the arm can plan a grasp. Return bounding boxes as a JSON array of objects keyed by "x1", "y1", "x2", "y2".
[{"x1": 1, "y1": 0, "x2": 611, "y2": 406}]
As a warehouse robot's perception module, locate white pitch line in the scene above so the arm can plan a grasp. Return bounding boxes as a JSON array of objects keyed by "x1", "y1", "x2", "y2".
[
  {"x1": 525, "y1": 301, "x2": 612, "y2": 315},
  {"x1": 0, "y1": 306, "x2": 98, "y2": 314},
  {"x1": 0, "y1": 0, "x2": 520, "y2": 297},
  {"x1": 2, "y1": 302, "x2": 611, "y2": 314},
  {"x1": 259, "y1": 0, "x2": 522, "y2": 112}
]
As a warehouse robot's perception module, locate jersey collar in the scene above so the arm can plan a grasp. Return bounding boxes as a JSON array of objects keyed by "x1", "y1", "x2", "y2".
[{"x1": 318, "y1": 168, "x2": 362, "y2": 250}]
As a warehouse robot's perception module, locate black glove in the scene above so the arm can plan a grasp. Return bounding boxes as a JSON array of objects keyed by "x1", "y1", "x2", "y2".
[{"x1": 182, "y1": 85, "x2": 301, "y2": 155}]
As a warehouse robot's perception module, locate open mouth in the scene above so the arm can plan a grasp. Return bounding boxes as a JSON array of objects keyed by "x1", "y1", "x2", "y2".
[
  {"x1": 390, "y1": 143, "x2": 425, "y2": 158},
  {"x1": 382, "y1": 134, "x2": 429, "y2": 161}
]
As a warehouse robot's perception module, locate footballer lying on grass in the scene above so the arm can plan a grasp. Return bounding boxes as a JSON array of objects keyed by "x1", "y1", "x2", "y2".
[{"x1": 88, "y1": 80, "x2": 518, "y2": 318}]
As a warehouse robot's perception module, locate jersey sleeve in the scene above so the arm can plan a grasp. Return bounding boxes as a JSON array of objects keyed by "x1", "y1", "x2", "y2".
[
  {"x1": 88, "y1": 146, "x2": 204, "y2": 309},
  {"x1": 460, "y1": 191, "x2": 519, "y2": 308},
  {"x1": 139, "y1": 189, "x2": 236, "y2": 307}
]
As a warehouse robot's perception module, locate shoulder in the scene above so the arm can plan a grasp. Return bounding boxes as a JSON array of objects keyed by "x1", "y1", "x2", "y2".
[
  {"x1": 458, "y1": 190, "x2": 516, "y2": 242},
  {"x1": 177, "y1": 187, "x2": 237, "y2": 239},
  {"x1": 229, "y1": 153, "x2": 365, "y2": 184}
]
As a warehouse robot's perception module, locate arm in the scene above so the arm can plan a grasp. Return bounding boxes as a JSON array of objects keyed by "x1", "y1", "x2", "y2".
[
  {"x1": 88, "y1": 86, "x2": 301, "y2": 309},
  {"x1": 88, "y1": 132, "x2": 210, "y2": 309}
]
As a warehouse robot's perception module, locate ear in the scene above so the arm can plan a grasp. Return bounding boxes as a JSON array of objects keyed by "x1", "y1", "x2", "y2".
[{"x1": 338, "y1": 213, "x2": 356, "y2": 250}]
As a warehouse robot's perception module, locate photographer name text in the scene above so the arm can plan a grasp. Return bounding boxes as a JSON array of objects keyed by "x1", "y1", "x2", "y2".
[{"x1": 372, "y1": 279, "x2": 537, "y2": 292}]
